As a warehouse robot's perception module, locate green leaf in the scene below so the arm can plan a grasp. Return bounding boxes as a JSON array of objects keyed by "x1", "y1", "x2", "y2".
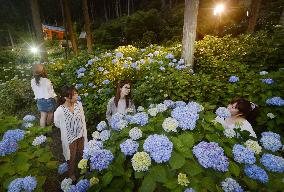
[
  {"x1": 178, "y1": 133, "x2": 194, "y2": 148},
  {"x1": 183, "y1": 161, "x2": 203, "y2": 177},
  {"x1": 46, "y1": 161, "x2": 58, "y2": 169},
  {"x1": 229, "y1": 162, "x2": 240, "y2": 177},
  {"x1": 135, "y1": 172, "x2": 145, "y2": 179},
  {"x1": 37, "y1": 152, "x2": 52, "y2": 163},
  {"x1": 139, "y1": 175, "x2": 156, "y2": 192},
  {"x1": 0, "y1": 162, "x2": 15, "y2": 177},
  {"x1": 102, "y1": 171, "x2": 113, "y2": 187},
  {"x1": 163, "y1": 180, "x2": 178, "y2": 190},
  {"x1": 149, "y1": 165, "x2": 167, "y2": 183},
  {"x1": 203, "y1": 177, "x2": 216, "y2": 191},
  {"x1": 15, "y1": 162, "x2": 30, "y2": 173},
  {"x1": 169, "y1": 151, "x2": 186, "y2": 170}
]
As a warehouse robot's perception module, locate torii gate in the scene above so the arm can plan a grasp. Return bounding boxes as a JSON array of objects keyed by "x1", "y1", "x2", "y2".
[{"x1": 42, "y1": 24, "x2": 65, "y2": 40}]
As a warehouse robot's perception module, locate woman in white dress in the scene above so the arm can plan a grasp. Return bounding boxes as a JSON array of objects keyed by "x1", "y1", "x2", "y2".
[
  {"x1": 54, "y1": 86, "x2": 88, "y2": 182},
  {"x1": 215, "y1": 98, "x2": 259, "y2": 138},
  {"x1": 106, "y1": 80, "x2": 135, "y2": 121}
]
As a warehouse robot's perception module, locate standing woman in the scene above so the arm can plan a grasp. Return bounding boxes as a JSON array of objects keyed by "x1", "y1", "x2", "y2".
[
  {"x1": 31, "y1": 64, "x2": 57, "y2": 127},
  {"x1": 106, "y1": 80, "x2": 135, "y2": 121},
  {"x1": 54, "y1": 86, "x2": 88, "y2": 182}
]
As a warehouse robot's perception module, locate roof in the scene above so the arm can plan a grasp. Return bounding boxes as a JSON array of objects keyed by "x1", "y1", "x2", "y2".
[{"x1": 42, "y1": 24, "x2": 65, "y2": 32}]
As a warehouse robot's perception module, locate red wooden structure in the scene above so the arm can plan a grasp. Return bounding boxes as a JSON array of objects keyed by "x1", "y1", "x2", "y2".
[{"x1": 42, "y1": 24, "x2": 65, "y2": 40}]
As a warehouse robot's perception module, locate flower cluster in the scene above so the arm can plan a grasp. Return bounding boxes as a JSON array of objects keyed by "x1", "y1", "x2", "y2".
[
  {"x1": 228, "y1": 76, "x2": 239, "y2": 83},
  {"x1": 96, "y1": 121, "x2": 107, "y2": 131},
  {"x1": 99, "y1": 130, "x2": 110, "y2": 141},
  {"x1": 266, "y1": 112, "x2": 275, "y2": 119},
  {"x1": 260, "y1": 154, "x2": 284, "y2": 173},
  {"x1": 137, "y1": 106, "x2": 145, "y2": 112},
  {"x1": 223, "y1": 129, "x2": 236, "y2": 138},
  {"x1": 0, "y1": 139, "x2": 18, "y2": 156},
  {"x1": 131, "y1": 152, "x2": 151, "y2": 172},
  {"x1": 163, "y1": 100, "x2": 175, "y2": 108},
  {"x1": 58, "y1": 162, "x2": 68, "y2": 174},
  {"x1": 148, "y1": 107, "x2": 158, "y2": 116},
  {"x1": 232, "y1": 144, "x2": 256, "y2": 164},
  {"x1": 215, "y1": 107, "x2": 231, "y2": 118},
  {"x1": 193, "y1": 141, "x2": 229, "y2": 172},
  {"x1": 184, "y1": 188, "x2": 196, "y2": 192},
  {"x1": 90, "y1": 177, "x2": 99, "y2": 186},
  {"x1": 178, "y1": 173, "x2": 190, "y2": 186},
  {"x1": 62, "y1": 179, "x2": 90, "y2": 192},
  {"x1": 261, "y1": 78, "x2": 274, "y2": 84},
  {"x1": 83, "y1": 140, "x2": 103, "y2": 159},
  {"x1": 32, "y1": 135, "x2": 47, "y2": 146},
  {"x1": 143, "y1": 134, "x2": 173, "y2": 163},
  {"x1": 120, "y1": 139, "x2": 139, "y2": 156},
  {"x1": 244, "y1": 140, "x2": 262, "y2": 154},
  {"x1": 61, "y1": 178, "x2": 72, "y2": 192},
  {"x1": 131, "y1": 112, "x2": 149, "y2": 126},
  {"x1": 3, "y1": 129, "x2": 25, "y2": 142},
  {"x1": 187, "y1": 101, "x2": 204, "y2": 112},
  {"x1": 78, "y1": 159, "x2": 88, "y2": 169},
  {"x1": 244, "y1": 164, "x2": 268, "y2": 183},
  {"x1": 92, "y1": 131, "x2": 100, "y2": 140},
  {"x1": 260, "y1": 132, "x2": 282, "y2": 152},
  {"x1": 156, "y1": 103, "x2": 167, "y2": 112},
  {"x1": 174, "y1": 101, "x2": 187, "y2": 108},
  {"x1": 259, "y1": 71, "x2": 268, "y2": 75},
  {"x1": 23, "y1": 115, "x2": 36, "y2": 122},
  {"x1": 266, "y1": 97, "x2": 284, "y2": 106},
  {"x1": 129, "y1": 127, "x2": 142, "y2": 140},
  {"x1": 109, "y1": 113, "x2": 128, "y2": 131},
  {"x1": 90, "y1": 149, "x2": 114, "y2": 171},
  {"x1": 162, "y1": 117, "x2": 179, "y2": 132},
  {"x1": 221, "y1": 178, "x2": 244, "y2": 192},
  {"x1": 8, "y1": 176, "x2": 37, "y2": 192},
  {"x1": 171, "y1": 106, "x2": 199, "y2": 130}
]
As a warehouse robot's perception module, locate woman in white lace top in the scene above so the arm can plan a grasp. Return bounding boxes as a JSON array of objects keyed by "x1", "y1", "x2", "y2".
[
  {"x1": 54, "y1": 86, "x2": 88, "y2": 182},
  {"x1": 215, "y1": 98, "x2": 259, "y2": 138}
]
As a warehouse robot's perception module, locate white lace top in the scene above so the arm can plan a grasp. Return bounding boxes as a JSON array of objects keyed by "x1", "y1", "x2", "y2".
[
  {"x1": 31, "y1": 77, "x2": 57, "y2": 99},
  {"x1": 215, "y1": 116, "x2": 257, "y2": 138}
]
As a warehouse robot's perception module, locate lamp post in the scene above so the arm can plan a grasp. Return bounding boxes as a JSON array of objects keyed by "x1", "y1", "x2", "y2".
[
  {"x1": 30, "y1": 46, "x2": 39, "y2": 62},
  {"x1": 213, "y1": 4, "x2": 225, "y2": 36}
]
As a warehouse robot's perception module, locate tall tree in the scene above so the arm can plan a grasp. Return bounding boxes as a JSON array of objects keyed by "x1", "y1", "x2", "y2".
[
  {"x1": 115, "y1": 0, "x2": 120, "y2": 18},
  {"x1": 82, "y1": 0, "x2": 93, "y2": 53},
  {"x1": 247, "y1": 0, "x2": 261, "y2": 33},
  {"x1": 30, "y1": 0, "x2": 48, "y2": 61},
  {"x1": 181, "y1": 0, "x2": 199, "y2": 70},
  {"x1": 104, "y1": 0, "x2": 109, "y2": 21},
  {"x1": 62, "y1": 0, "x2": 78, "y2": 55}
]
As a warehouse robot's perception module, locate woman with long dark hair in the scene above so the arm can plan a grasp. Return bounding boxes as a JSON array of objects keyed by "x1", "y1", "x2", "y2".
[
  {"x1": 215, "y1": 98, "x2": 259, "y2": 138},
  {"x1": 31, "y1": 64, "x2": 56, "y2": 127},
  {"x1": 54, "y1": 86, "x2": 88, "y2": 182},
  {"x1": 106, "y1": 80, "x2": 135, "y2": 121}
]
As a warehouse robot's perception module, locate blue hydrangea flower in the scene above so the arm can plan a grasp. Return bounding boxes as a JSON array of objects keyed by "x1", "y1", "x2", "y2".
[
  {"x1": 76, "y1": 179, "x2": 90, "y2": 192},
  {"x1": 261, "y1": 78, "x2": 274, "y2": 84},
  {"x1": 215, "y1": 107, "x2": 231, "y2": 118},
  {"x1": 172, "y1": 59, "x2": 177, "y2": 62},
  {"x1": 96, "y1": 121, "x2": 107, "y2": 131},
  {"x1": 159, "y1": 66, "x2": 165, "y2": 71},
  {"x1": 112, "y1": 59, "x2": 118, "y2": 64},
  {"x1": 8, "y1": 178, "x2": 22, "y2": 192},
  {"x1": 32, "y1": 135, "x2": 47, "y2": 146},
  {"x1": 168, "y1": 62, "x2": 174, "y2": 67},
  {"x1": 143, "y1": 134, "x2": 173, "y2": 163},
  {"x1": 187, "y1": 101, "x2": 203, "y2": 112},
  {"x1": 131, "y1": 62, "x2": 138, "y2": 68},
  {"x1": 87, "y1": 59, "x2": 94, "y2": 65},
  {"x1": 120, "y1": 139, "x2": 139, "y2": 156},
  {"x1": 98, "y1": 67, "x2": 104, "y2": 72},
  {"x1": 77, "y1": 73, "x2": 84, "y2": 78},
  {"x1": 165, "y1": 53, "x2": 174, "y2": 59},
  {"x1": 3, "y1": 129, "x2": 25, "y2": 142},
  {"x1": 178, "y1": 59, "x2": 184, "y2": 65},
  {"x1": 131, "y1": 112, "x2": 149, "y2": 126},
  {"x1": 129, "y1": 127, "x2": 142, "y2": 140},
  {"x1": 158, "y1": 60, "x2": 163, "y2": 64},
  {"x1": 171, "y1": 106, "x2": 199, "y2": 130},
  {"x1": 244, "y1": 164, "x2": 268, "y2": 183},
  {"x1": 184, "y1": 188, "x2": 195, "y2": 192},
  {"x1": 67, "y1": 185, "x2": 77, "y2": 192},
  {"x1": 175, "y1": 65, "x2": 187, "y2": 70},
  {"x1": 266, "y1": 97, "x2": 284, "y2": 106},
  {"x1": 22, "y1": 176, "x2": 37, "y2": 192},
  {"x1": 75, "y1": 83, "x2": 83, "y2": 89},
  {"x1": 23, "y1": 115, "x2": 36, "y2": 122},
  {"x1": 193, "y1": 141, "x2": 229, "y2": 172},
  {"x1": 229, "y1": 76, "x2": 239, "y2": 83},
  {"x1": 76, "y1": 67, "x2": 86, "y2": 74},
  {"x1": 90, "y1": 149, "x2": 114, "y2": 171},
  {"x1": 58, "y1": 162, "x2": 68, "y2": 174},
  {"x1": 260, "y1": 132, "x2": 282, "y2": 152},
  {"x1": 102, "y1": 79, "x2": 110, "y2": 85},
  {"x1": 260, "y1": 154, "x2": 284, "y2": 173},
  {"x1": 88, "y1": 82, "x2": 94, "y2": 87},
  {"x1": 174, "y1": 101, "x2": 187, "y2": 108},
  {"x1": 115, "y1": 52, "x2": 123, "y2": 58},
  {"x1": 109, "y1": 113, "x2": 128, "y2": 131},
  {"x1": 232, "y1": 144, "x2": 256, "y2": 164},
  {"x1": 83, "y1": 140, "x2": 104, "y2": 159},
  {"x1": 140, "y1": 59, "x2": 145, "y2": 64},
  {"x1": 123, "y1": 63, "x2": 128, "y2": 68},
  {"x1": 163, "y1": 100, "x2": 175, "y2": 108},
  {"x1": 99, "y1": 130, "x2": 110, "y2": 141},
  {"x1": 221, "y1": 178, "x2": 244, "y2": 192},
  {"x1": 0, "y1": 139, "x2": 18, "y2": 156}
]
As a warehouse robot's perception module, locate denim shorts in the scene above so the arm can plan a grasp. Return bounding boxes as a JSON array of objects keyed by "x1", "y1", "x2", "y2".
[{"x1": 37, "y1": 98, "x2": 56, "y2": 112}]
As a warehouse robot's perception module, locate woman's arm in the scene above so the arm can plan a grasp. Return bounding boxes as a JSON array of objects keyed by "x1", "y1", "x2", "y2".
[{"x1": 54, "y1": 107, "x2": 62, "y2": 128}]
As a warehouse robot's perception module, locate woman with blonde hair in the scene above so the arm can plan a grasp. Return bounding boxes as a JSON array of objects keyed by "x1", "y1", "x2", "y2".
[{"x1": 31, "y1": 64, "x2": 57, "y2": 127}]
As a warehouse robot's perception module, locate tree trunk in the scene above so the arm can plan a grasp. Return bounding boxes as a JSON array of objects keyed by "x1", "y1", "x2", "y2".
[
  {"x1": 115, "y1": 0, "x2": 120, "y2": 18},
  {"x1": 161, "y1": 0, "x2": 166, "y2": 10},
  {"x1": 30, "y1": 0, "x2": 48, "y2": 62},
  {"x1": 104, "y1": 0, "x2": 108, "y2": 21},
  {"x1": 181, "y1": 0, "x2": 199, "y2": 70},
  {"x1": 279, "y1": 6, "x2": 284, "y2": 27},
  {"x1": 169, "y1": 0, "x2": 172, "y2": 9},
  {"x1": 247, "y1": 0, "x2": 261, "y2": 33},
  {"x1": 62, "y1": 0, "x2": 78, "y2": 55},
  {"x1": 82, "y1": 0, "x2": 93, "y2": 53},
  {"x1": 7, "y1": 27, "x2": 15, "y2": 49},
  {"x1": 127, "y1": 0, "x2": 130, "y2": 16}
]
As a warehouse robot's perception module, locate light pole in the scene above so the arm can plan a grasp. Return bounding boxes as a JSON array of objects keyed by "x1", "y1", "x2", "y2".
[
  {"x1": 30, "y1": 46, "x2": 39, "y2": 62},
  {"x1": 213, "y1": 4, "x2": 225, "y2": 36}
]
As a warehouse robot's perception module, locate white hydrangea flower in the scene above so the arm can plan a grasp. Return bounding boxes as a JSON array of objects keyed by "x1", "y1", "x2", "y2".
[
  {"x1": 92, "y1": 131, "x2": 100, "y2": 140},
  {"x1": 137, "y1": 106, "x2": 145, "y2": 112},
  {"x1": 61, "y1": 178, "x2": 72, "y2": 192},
  {"x1": 126, "y1": 108, "x2": 134, "y2": 114},
  {"x1": 32, "y1": 135, "x2": 47, "y2": 146},
  {"x1": 162, "y1": 117, "x2": 179, "y2": 132},
  {"x1": 129, "y1": 127, "x2": 143, "y2": 140},
  {"x1": 156, "y1": 103, "x2": 167, "y2": 112},
  {"x1": 223, "y1": 129, "x2": 236, "y2": 138},
  {"x1": 148, "y1": 108, "x2": 158, "y2": 117},
  {"x1": 244, "y1": 139, "x2": 262, "y2": 154},
  {"x1": 267, "y1": 113, "x2": 275, "y2": 119}
]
